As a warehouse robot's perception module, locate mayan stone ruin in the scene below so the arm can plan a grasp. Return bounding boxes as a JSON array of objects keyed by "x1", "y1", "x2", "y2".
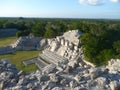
[{"x1": 0, "y1": 30, "x2": 120, "y2": 90}]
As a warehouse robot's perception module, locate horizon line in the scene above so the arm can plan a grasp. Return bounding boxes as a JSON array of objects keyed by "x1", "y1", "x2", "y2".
[{"x1": 0, "y1": 16, "x2": 120, "y2": 20}]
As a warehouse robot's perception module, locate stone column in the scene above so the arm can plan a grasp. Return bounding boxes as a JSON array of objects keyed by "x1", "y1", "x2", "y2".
[
  {"x1": 65, "y1": 40, "x2": 69, "y2": 47},
  {"x1": 69, "y1": 42, "x2": 74, "y2": 50},
  {"x1": 56, "y1": 37, "x2": 61, "y2": 42},
  {"x1": 61, "y1": 38, "x2": 65, "y2": 45}
]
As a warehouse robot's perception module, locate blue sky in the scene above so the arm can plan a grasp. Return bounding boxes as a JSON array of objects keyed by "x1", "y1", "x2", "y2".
[{"x1": 0, "y1": 0, "x2": 120, "y2": 19}]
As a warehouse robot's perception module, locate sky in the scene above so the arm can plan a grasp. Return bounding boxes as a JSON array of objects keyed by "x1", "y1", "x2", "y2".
[{"x1": 0, "y1": 0, "x2": 120, "y2": 19}]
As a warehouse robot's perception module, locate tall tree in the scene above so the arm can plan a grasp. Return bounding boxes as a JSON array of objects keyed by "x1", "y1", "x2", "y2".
[{"x1": 32, "y1": 23, "x2": 45, "y2": 37}]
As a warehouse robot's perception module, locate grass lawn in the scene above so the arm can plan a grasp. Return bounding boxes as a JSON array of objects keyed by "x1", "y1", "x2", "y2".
[
  {"x1": 0, "y1": 36, "x2": 17, "y2": 47},
  {"x1": 0, "y1": 50, "x2": 40, "y2": 72}
]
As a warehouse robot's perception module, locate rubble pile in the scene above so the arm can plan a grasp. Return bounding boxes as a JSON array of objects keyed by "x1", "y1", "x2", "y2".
[{"x1": 0, "y1": 59, "x2": 120, "y2": 90}]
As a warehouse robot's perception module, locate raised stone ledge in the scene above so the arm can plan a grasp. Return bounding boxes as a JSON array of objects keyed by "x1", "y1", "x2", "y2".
[{"x1": 0, "y1": 46, "x2": 15, "y2": 55}]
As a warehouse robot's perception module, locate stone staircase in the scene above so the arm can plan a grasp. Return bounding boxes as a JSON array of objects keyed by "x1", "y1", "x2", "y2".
[
  {"x1": 22, "y1": 50, "x2": 68, "y2": 70},
  {"x1": 23, "y1": 50, "x2": 68, "y2": 70},
  {"x1": 39, "y1": 50, "x2": 68, "y2": 65}
]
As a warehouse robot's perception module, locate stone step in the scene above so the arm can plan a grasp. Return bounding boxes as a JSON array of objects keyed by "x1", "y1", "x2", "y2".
[
  {"x1": 44, "y1": 50, "x2": 67, "y2": 61},
  {"x1": 44, "y1": 52, "x2": 63, "y2": 61},
  {"x1": 37, "y1": 58, "x2": 49, "y2": 66},
  {"x1": 39, "y1": 50, "x2": 68, "y2": 65},
  {"x1": 40, "y1": 53, "x2": 59, "y2": 64},
  {"x1": 43, "y1": 52, "x2": 62, "y2": 62},
  {"x1": 35, "y1": 59, "x2": 47, "y2": 69},
  {"x1": 42, "y1": 52, "x2": 62, "y2": 63},
  {"x1": 40, "y1": 54, "x2": 57, "y2": 64}
]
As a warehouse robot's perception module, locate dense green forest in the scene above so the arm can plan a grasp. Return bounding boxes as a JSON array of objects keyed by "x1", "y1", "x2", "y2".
[{"x1": 0, "y1": 17, "x2": 120, "y2": 66}]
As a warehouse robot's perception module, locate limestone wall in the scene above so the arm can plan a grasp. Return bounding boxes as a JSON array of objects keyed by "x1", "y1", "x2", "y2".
[{"x1": 0, "y1": 46, "x2": 15, "y2": 55}]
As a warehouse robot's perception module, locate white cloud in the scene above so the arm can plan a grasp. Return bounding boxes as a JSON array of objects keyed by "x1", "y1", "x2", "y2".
[
  {"x1": 79, "y1": 0, "x2": 106, "y2": 6},
  {"x1": 110, "y1": 0, "x2": 120, "y2": 2}
]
